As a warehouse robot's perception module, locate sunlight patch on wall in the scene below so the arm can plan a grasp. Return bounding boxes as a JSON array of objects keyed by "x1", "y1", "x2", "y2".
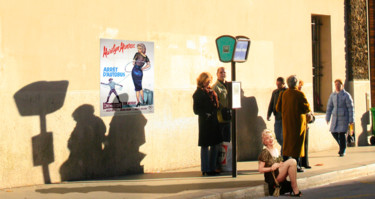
[{"x1": 99, "y1": 27, "x2": 119, "y2": 39}]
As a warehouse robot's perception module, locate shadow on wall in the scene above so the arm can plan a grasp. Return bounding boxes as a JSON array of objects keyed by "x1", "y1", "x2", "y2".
[
  {"x1": 237, "y1": 89, "x2": 266, "y2": 161},
  {"x1": 60, "y1": 93, "x2": 147, "y2": 181},
  {"x1": 358, "y1": 111, "x2": 370, "y2": 146},
  {"x1": 104, "y1": 93, "x2": 147, "y2": 176},
  {"x1": 60, "y1": 104, "x2": 107, "y2": 181},
  {"x1": 13, "y1": 81, "x2": 69, "y2": 184}
]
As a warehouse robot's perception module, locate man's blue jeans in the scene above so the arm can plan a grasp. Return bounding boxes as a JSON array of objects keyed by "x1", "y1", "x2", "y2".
[
  {"x1": 201, "y1": 144, "x2": 220, "y2": 173},
  {"x1": 274, "y1": 119, "x2": 283, "y2": 155}
]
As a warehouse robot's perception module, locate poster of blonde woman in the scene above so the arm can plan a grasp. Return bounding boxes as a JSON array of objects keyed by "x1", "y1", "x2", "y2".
[{"x1": 100, "y1": 39, "x2": 154, "y2": 116}]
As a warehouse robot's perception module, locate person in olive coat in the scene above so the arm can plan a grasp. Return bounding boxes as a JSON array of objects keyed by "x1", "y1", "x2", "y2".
[
  {"x1": 193, "y1": 72, "x2": 222, "y2": 176},
  {"x1": 212, "y1": 67, "x2": 231, "y2": 141},
  {"x1": 276, "y1": 75, "x2": 311, "y2": 173}
]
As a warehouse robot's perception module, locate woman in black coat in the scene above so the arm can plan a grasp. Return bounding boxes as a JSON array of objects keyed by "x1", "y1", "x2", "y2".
[{"x1": 193, "y1": 72, "x2": 222, "y2": 176}]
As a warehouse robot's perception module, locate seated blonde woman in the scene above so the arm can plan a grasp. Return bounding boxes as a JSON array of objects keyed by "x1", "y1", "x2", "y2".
[{"x1": 258, "y1": 129, "x2": 302, "y2": 197}]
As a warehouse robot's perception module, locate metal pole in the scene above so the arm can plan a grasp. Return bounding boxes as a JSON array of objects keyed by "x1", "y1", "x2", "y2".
[{"x1": 231, "y1": 61, "x2": 237, "y2": 178}]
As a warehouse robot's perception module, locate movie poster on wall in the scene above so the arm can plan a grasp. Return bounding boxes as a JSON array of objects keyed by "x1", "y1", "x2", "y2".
[{"x1": 100, "y1": 39, "x2": 154, "y2": 116}]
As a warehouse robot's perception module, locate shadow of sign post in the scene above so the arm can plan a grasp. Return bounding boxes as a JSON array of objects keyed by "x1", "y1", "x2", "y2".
[{"x1": 14, "y1": 81, "x2": 69, "y2": 184}]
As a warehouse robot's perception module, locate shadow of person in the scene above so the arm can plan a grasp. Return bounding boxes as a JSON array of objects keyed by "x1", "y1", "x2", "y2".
[
  {"x1": 358, "y1": 111, "x2": 370, "y2": 146},
  {"x1": 237, "y1": 89, "x2": 266, "y2": 161},
  {"x1": 103, "y1": 93, "x2": 147, "y2": 177},
  {"x1": 60, "y1": 104, "x2": 106, "y2": 181}
]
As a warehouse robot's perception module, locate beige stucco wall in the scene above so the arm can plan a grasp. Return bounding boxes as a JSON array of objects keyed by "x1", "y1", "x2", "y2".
[
  {"x1": 0, "y1": 0, "x2": 357, "y2": 188},
  {"x1": 347, "y1": 80, "x2": 372, "y2": 146}
]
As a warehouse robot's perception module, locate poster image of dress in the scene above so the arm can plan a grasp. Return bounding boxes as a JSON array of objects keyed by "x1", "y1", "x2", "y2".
[{"x1": 100, "y1": 39, "x2": 154, "y2": 116}]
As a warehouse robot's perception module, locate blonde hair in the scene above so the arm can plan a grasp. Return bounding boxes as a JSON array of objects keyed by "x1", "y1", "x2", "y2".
[
  {"x1": 197, "y1": 72, "x2": 213, "y2": 88},
  {"x1": 298, "y1": 79, "x2": 304, "y2": 91},
  {"x1": 261, "y1": 129, "x2": 275, "y2": 146},
  {"x1": 137, "y1": 43, "x2": 146, "y2": 54},
  {"x1": 298, "y1": 80, "x2": 304, "y2": 86}
]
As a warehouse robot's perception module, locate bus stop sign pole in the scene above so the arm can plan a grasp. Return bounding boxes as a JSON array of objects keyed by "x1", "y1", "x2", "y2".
[
  {"x1": 231, "y1": 60, "x2": 237, "y2": 177},
  {"x1": 216, "y1": 35, "x2": 250, "y2": 178}
]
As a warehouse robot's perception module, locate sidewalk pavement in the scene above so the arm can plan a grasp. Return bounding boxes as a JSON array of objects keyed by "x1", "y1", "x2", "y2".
[{"x1": 1, "y1": 146, "x2": 375, "y2": 199}]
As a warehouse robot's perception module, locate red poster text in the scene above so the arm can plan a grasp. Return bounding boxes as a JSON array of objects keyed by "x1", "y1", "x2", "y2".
[{"x1": 103, "y1": 42, "x2": 135, "y2": 58}]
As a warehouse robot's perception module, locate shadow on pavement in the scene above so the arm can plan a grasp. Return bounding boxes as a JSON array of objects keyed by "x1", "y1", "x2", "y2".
[
  {"x1": 35, "y1": 180, "x2": 264, "y2": 194},
  {"x1": 103, "y1": 169, "x2": 260, "y2": 181}
]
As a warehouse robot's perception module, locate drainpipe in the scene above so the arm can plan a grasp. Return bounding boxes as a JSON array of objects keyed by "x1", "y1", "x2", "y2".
[
  {"x1": 366, "y1": 0, "x2": 372, "y2": 133},
  {"x1": 367, "y1": 0, "x2": 371, "y2": 83}
]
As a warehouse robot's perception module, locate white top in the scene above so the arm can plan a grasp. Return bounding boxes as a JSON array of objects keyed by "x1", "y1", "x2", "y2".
[{"x1": 267, "y1": 147, "x2": 280, "y2": 158}]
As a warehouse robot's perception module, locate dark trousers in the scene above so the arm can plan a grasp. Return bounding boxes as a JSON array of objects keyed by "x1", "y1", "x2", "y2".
[
  {"x1": 332, "y1": 132, "x2": 347, "y2": 155},
  {"x1": 301, "y1": 129, "x2": 310, "y2": 167},
  {"x1": 219, "y1": 123, "x2": 231, "y2": 142},
  {"x1": 274, "y1": 120, "x2": 283, "y2": 155}
]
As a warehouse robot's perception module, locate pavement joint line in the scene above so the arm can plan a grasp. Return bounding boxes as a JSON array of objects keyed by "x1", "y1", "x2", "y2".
[{"x1": 196, "y1": 163, "x2": 375, "y2": 199}]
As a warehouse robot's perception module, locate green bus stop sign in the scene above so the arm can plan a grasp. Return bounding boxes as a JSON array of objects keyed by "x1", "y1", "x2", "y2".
[{"x1": 216, "y1": 35, "x2": 236, "y2": 63}]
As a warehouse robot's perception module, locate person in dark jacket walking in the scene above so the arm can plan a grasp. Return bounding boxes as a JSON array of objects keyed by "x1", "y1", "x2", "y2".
[
  {"x1": 193, "y1": 72, "x2": 222, "y2": 176},
  {"x1": 326, "y1": 79, "x2": 354, "y2": 157},
  {"x1": 267, "y1": 77, "x2": 287, "y2": 155}
]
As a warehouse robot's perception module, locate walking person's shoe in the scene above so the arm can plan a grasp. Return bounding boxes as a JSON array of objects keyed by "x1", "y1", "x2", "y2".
[{"x1": 297, "y1": 166, "x2": 304, "y2": 173}]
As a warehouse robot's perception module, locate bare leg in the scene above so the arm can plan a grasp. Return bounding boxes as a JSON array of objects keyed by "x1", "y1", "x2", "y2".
[
  {"x1": 276, "y1": 159, "x2": 299, "y2": 194},
  {"x1": 136, "y1": 91, "x2": 140, "y2": 103},
  {"x1": 140, "y1": 90, "x2": 144, "y2": 103}
]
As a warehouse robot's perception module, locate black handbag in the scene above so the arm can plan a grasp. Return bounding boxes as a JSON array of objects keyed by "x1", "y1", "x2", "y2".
[
  {"x1": 221, "y1": 107, "x2": 232, "y2": 121},
  {"x1": 347, "y1": 132, "x2": 355, "y2": 147}
]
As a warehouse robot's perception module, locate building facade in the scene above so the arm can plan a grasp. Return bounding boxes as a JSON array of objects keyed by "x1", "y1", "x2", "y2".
[{"x1": 0, "y1": 0, "x2": 371, "y2": 188}]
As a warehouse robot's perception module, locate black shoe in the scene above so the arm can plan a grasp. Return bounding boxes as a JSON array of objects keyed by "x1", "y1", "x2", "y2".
[
  {"x1": 136, "y1": 102, "x2": 141, "y2": 107},
  {"x1": 213, "y1": 171, "x2": 221, "y2": 175},
  {"x1": 339, "y1": 153, "x2": 345, "y2": 157},
  {"x1": 290, "y1": 191, "x2": 302, "y2": 197},
  {"x1": 207, "y1": 171, "x2": 219, "y2": 176},
  {"x1": 304, "y1": 165, "x2": 312, "y2": 169},
  {"x1": 297, "y1": 167, "x2": 304, "y2": 173}
]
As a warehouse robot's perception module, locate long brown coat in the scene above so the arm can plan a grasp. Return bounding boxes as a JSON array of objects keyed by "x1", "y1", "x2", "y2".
[{"x1": 276, "y1": 88, "x2": 311, "y2": 158}]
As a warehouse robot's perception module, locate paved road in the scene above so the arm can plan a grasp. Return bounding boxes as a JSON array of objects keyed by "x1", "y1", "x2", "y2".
[{"x1": 262, "y1": 174, "x2": 375, "y2": 199}]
